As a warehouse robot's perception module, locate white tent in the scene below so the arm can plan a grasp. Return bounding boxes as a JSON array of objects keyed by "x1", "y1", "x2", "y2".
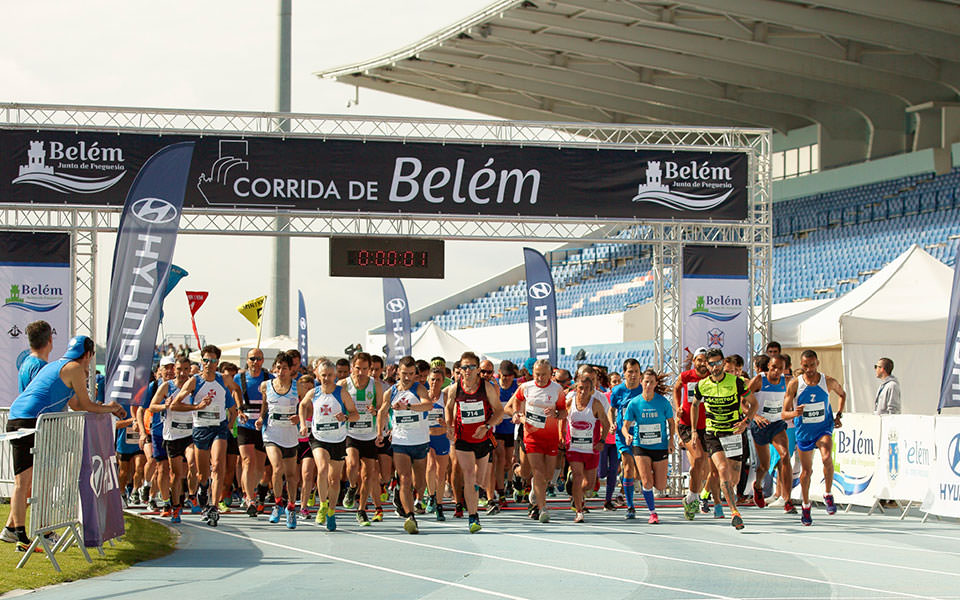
[
  {"x1": 773, "y1": 245, "x2": 952, "y2": 415},
  {"x1": 189, "y1": 335, "x2": 298, "y2": 366},
  {"x1": 411, "y1": 322, "x2": 474, "y2": 364}
]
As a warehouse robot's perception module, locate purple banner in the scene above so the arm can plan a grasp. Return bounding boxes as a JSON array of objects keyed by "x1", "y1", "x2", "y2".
[{"x1": 78, "y1": 413, "x2": 125, "y2": 547}]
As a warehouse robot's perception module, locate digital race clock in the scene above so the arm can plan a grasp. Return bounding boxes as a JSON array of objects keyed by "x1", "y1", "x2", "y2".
[{"x1": 329, "y1": 236, "x2": 444, "y2": 279}]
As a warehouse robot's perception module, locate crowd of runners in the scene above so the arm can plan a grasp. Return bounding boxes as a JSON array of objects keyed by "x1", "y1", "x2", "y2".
[{"x1": 4, "y1": 320, "x2": 849, "y2": 550}]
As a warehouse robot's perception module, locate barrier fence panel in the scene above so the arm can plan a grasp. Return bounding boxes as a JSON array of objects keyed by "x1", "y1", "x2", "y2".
[
  {"x1": 0, "y1": 407, "x2": 13, "y2": 498},
  {"x1": 17, "y1": 411, "x2": 91, "y2": 571}
]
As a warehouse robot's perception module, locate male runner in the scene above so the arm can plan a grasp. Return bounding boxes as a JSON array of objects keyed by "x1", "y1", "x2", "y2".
[
  {"x1": 426, "y1": 367, "x2": 452, "y2": 521},
  {"x1": 142, "y1": 358, "x2": 175, "y2": 513},
  {"x1": 258, "y1": 351, "x2": 301, "y2": 529},
  {"x1": 489, "y1": 360, "x2": 518, "y2": 513},
  {"x1": 609, "y1": 359, "x2": 644, "y2": 519},
  {"x1": 675, "y1": 348, "x2": 710, "y2": 520},
  {"x1": 339, "y1": 352, "x2": 385, "y2": 526},
  {"x1": 782, "y1": 349, "x2": 846, "y2": 526},
  {"x1": 170, "y1": 344, "x2": 242, "y2": 526},
  {"x1": 746, "y1": 354, "x2": 795, "y2": 512},
  {"x1": 690, "y1": 349, "x2": 756, "y2": 531},
  {"x1": 505, "y1": 359, "x2": 566, "y2": 523},
  {"x1": 151, "y1": 356, "x2": 193, "y2": 523},
  {"x1": 235, "y1": 348, "x2": 272, "y2": 516},
  {"x1": 445, "y1": 352, "x2": 503, "y2": 533},
  {"x1": 378, "y1": 356, "x2": 433, "y2": 534}
]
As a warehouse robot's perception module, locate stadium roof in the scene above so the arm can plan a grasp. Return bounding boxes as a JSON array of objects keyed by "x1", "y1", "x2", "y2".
[{"x1": 317, "y1": 0, "x2": 960, "y2": 169}]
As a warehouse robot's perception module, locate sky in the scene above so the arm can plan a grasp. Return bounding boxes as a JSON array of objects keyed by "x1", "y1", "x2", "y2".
[{"x1": 2, "y1": 0, "x2": 557, "y2": 356}]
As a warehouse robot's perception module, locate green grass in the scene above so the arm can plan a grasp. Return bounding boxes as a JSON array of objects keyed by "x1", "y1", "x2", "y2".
[{"x1": 0, "y1": 504, "x2": 177, "y2": 595}]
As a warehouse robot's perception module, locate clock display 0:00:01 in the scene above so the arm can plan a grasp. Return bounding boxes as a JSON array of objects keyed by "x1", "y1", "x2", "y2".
[{"x1": 347, "y1": 249, "x2": 429, "y2": 268}]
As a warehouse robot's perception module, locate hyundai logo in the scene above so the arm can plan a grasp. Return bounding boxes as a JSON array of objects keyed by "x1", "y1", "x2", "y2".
[
  {"x1": 948, "y1": 433, "x2": 960, "y2": 478},
  {"x1": 386, "y1": 298, "x2": 407, "y2": 313},
  {"x1": 131, "y1": 197, "x2": 179, "y2": 224},
  {"x1": 528, "y1": 282, "x2": 553, "y2": 299}
]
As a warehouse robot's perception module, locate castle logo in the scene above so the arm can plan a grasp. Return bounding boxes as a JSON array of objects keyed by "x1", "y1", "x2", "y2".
[
  {"x1": 13, "y1": 140, "x2": 126, "y2": 194},
  {"x1": 632, "y1": 160, "x2": 733, "y2": 211}
]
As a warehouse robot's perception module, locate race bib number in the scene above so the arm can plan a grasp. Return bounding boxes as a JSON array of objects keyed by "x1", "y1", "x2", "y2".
[
  {"x1": 394, "y1": 410, "x2": 420, "y2": 432},
  {"x1": 314, "y1": 417, "x2": 341, "y2": 433},
  {"x1": 802, "y1": 402, "x2": 826, "y2": 424},
  {"x1": 720, "y1": 434, "x2": 743, "y2": 458},
  {"x1": 171, "y1": 420, "x2": 192, "y2": 431},
  {"x1": 427, "y1": 407, "x2": 444, "y2": 427},
  {"x1": 195, "y1": 410, "x2": 220, "y2": 427},
  {"x1": 349, "y1": 414, "x2": 374, "y2": 434},
  {"x1": 761, "y1": 395, "x2": 783, "y2": 421},
  {"x1": 270, "y1": 408, "x2": 295, "y2": 424},
  {"x1": 245, "y1": 409, "x2": 261, "y2": 422},
  {"x1": 570, "y1": 433, "x2": 593, "y2": 453},
  {"x1": 687, "y1": 382, "x2": 697, "y2": 398},
  {"x1": 125, "y1": 426, "x2": 139, "y2": 443},
  {"x1": 636, "y1": 423, "x2": 663, "y2": 446},
  {"x1": 460, "y1": 401, "x2": 485, "y2": 425},
  {"x1": 525, "y1": 405, "x2": 548, "y2": 429}
]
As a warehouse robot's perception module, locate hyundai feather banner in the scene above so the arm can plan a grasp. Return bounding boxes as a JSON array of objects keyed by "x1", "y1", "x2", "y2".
[
  {"x1": 938, "y1": 244, "x2": 960, "y2": 412},
  {"x1": 523, "y1": 248, "x2": 558, "y2": 366},
  {"x1": 681, "y1": 245, "x2": 749, "y2": 360},
  {"x1": 382, "y1": 278, "x2": 411, "y2": 364},
  {"x1": 103, "y1": 142, "x2": 195, "y2": 407},
  {"x1": 0, "y1": 129, "x2": 748, "y2": 221},
  {"x1": 298, "y1": 289, "x2": 308, "y2": 364},
  {"x1": 0, "y1": 233, "x2": 71, "y2": 407}
]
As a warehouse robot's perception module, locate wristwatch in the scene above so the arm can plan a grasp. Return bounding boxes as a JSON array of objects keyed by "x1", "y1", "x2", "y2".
[{"x1": 836, "y1": 411, "x2": 843, "y2": 419}]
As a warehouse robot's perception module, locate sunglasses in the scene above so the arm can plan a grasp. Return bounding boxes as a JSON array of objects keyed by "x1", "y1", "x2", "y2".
[
  {"x1": 707, "y1": 360, "x2": 723, "y2": 367},
  {"x1": 248, "y1": 356, "x2": 263, "y2": 362},
  {"x1": 479, "y1": 369, "x2": 494, "y2": 375},
  {"x1": 461, "y1": 364, "x2": 478, "y2": 371},
  {"x1": 202, "y1": 357, "x2": 218, "y2": 364}
]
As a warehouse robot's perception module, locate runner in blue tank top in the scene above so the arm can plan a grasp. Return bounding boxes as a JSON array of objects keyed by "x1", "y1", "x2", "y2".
[
  {"x1": 746, "y1": 354, "x2": 795, "y2": 513},
  {"x1": 5, "y1": 336, "x2": 125, "y2": 552},
  {"x1": 16, "y1": 321, "x2": 53, "y2": 394},
  {"x1": 782, "y1": 349, "x2": 846, "y2": 526}
]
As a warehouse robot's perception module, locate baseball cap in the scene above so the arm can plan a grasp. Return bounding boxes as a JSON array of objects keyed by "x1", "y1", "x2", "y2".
[
  {"x1": 159, "y1": 356, "x2": 175, "y2": 367},
  {"x1": 62, "y1": 335, "x2": 91, "y2": 360},
  {"x1": 693, "y1": 347, "x2": 708, "y2": 357},
  {"x1": 430, "y1": 358, "x2": 446, "y2": 369}
]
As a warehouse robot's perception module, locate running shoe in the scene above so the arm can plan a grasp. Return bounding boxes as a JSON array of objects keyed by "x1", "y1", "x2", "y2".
[
  {"x1": 148, "y1": 497, "x2": 160, "y2": 511},
  {"x1": 468, "y1": 515, "x2": 482, "y2": 534},
  {"x1": 424, "y1": 496, "x2": 436, "y2": 514},
  {"x1": 130, "y1": 489, "x2": 141, "y2": 506},
  {"x1": 648, "y1": 512, "x2": 660, "y2": 524},
  {"x1": 485, "y1": 500, "x2": 501, "y2": 516},
  {"x1": 344, "y1": 486, "x2": 357, "y2": 509},
  {"x1": 454, "y1": 503, "x2": 464, "y2": 519},
  {"x1": 478, "y1": 496, "x2": 489, "y2": 509},
  {"x1": 573, "y1": 511, "x2": 584, "y2": 523},
  {"x1": 307, "y1": 490, "x2": 316, "y2": 507},
  {"x1": 625, "y1": 507, "x2": 636, "y2": 520},
  {"x1": 161, "y1": 504, "x2": 172, "y2": 518},
  {"x1": 603, "y1": 501, "x2": 616, "y2": 512},
  {"x1": 205, "y1": 507, "x2": 220, "y2": 527},
  {"x1": 823, "y1": 494, "x2": 837, "y2": 515},
  {"x1": 713, "y1": 505, "x2": 725, "y2": 519},
  {"x1": 753, "y1": 484, "x2": 766, "y2": 509},
  {"x1": 546, "y1": 485, "x2": 557, "y2": 498},
  {"x1": 403, "y1": 515, "x2": 419, "y2": 534},
  {"x1": 699, "y1": 497, "x2": 710, "y2": 514},
  {"x1": 614, "y1": 494, "x2": 626, "y2": 508},
  {"x1": 380, "y1": 484, "x2": 389, "y2": 502},
  {"x1": 766, "y1": 496, "x2": 785, "y2": 508},
  {"x1": 801, "y1": 505, "x2": 812, "y2": 526},
  {"x1": 299, "y1": 508, "x2": 310, "y2": 520},
  {"x1": 414, "y1": 501, "x2": 426, "y2": 515},
  {"x1": 16, "y1": 541, "x2": 43, "y2": 553},
  {"x1": 683, "y1": 499, "x2": 697, "y2": 521},
  {"x1": 217, "y1": 500, "x2": 230, "y2": 513},
  {"x1": 435, "y1": 504, "x2": 446, "y2": 522},
  {"x1": 372, "y1": 508, "x2": 384, "y2": 522},
  {"x1": 731, "y1": 514, "x2": 744, "y2": 530},
  {"x1": 0, "y1": 528, "x2": 18, "y2": 543},
  {"x1": 784, "y1": 500, "x2": 798, "y2": 515},
  {"x1": 171, "y1": 506, "x2": 182, "y2": 524},
  {"x1": 514, "y1": 487, "x2": 524, "y2": 503},
  {"x1": 247, "y1": 502, "x2": 259, "y2": 518},
  {"x1": 286, "y1": 509, "x2": 297, "y2": 530},
  {"x1": 538, "y1": 508, "x2": 550, "y2": 523},
  {"x1": 326, "y1": 513, "x2": 337, "y2": 532},
  {"x1": 198, "y1": 489, "x2": 208, "y2": 508},
  {"x1": 316, "y1": 502, "x2": 327, "y2": 526},
  {"x1": 256, "y1": 503, "x2": 265, "y2": 515},
  {"x1": 529, "y1": 506, "x2": 540, "y2": 521},
  {"x1": 357, "y1": 510, "x2": 371, "y2": 527},
  {"x1": 269, "y1": 505, "x2": 282, "y2": 523}
]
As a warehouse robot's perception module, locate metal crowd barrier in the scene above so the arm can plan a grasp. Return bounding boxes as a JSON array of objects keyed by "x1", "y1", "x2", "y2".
[
  {"x1": 16, "y1": 411, "x2": 91, "y2": 571},
  {"x1": 0, "y1": 408, "x2": 13, "y2": 498}
]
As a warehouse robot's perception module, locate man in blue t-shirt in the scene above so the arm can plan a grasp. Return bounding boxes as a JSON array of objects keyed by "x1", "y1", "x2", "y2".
[
  {"x1": 235, "y1": 348, "x2": 273, "y2": 514},
  {"x1": 607, "y1": 358, "x2": 644, "y2": 518},
  {"x1": 16, "y1": 320, "x2": 53, "y2": 393}
]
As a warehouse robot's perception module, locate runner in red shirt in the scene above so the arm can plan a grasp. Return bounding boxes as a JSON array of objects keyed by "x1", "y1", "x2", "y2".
[{"x1": 673, "y1": 347, "x2": 710, "y2": 520}]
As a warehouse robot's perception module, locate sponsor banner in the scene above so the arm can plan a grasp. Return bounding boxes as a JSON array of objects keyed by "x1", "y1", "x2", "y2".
[
  {"x1": 298, "y1": 290, "x2": 308, "y2": 364},
  {"x1": 78, "y1": 413, "x2": 125, "y2": 547},
  {"x1": 830, "y1": 413, "x2": 882, "y2": 506},
  {"x1": 0, "y1": 128, "x2": 749, "y2": 221},
  {"x1": 103, "y1": 142, "x2": 194, "y2": 408},
  {"x1": 523, "y1": 248, "x2": 558, "y2": 366},
  {"x1": 681, "y1": 245, "x2": 749, "y2": 359},
  {"x1": 0, "y1": 233, "x2": 71, "y2": 407},
  {"x1": 940, "y1": 245, "x2": 960, "y2": 412},
  {"x1": 382, "y1": 278, "x2": 411, "y2": 364},
  {"x1": 873, "y1": 415, "x2": 935, "y2": 503},
  {"x1": 921, "y1": 416, "x2": 960, "y2": 518}
]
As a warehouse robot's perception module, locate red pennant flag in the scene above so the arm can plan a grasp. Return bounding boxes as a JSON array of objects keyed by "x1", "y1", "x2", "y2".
[{"x1": 186, "y1": 291, "x2": 209, "y2": 348}]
